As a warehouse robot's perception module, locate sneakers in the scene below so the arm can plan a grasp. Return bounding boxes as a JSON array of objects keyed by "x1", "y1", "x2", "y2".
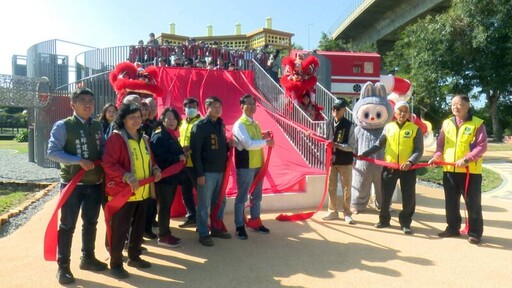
[
  {"x1": 111, "y1": 267, "x2": 130, "y2": 279},
  {"x1": 143, "y1": 230, "x2": 157, "y2": 239},
  {"x1": 374, "y1": 222, "x2": 390, "y2": 229},
  {"x1": 236, "y1": 226, "x2": 248, "y2": 240},
  {"x1": 468, "y1": 234, "x2": 481, "y2": 244},
  {"x1": 253, "y1": 226, "x2": 270, "y2": 234},
  {"x1": 438, "y1": 229, "x2": 461, "y2": 238},
  {"x1": 127, "y1": 257, "x2": 151, "y2": 269},
  {"x1": 322, "y1": 211, "x2": 339, "y2": 221},
  {"x1": 211, "y1": 228, "x2": 232, "y2": 239},
  {"x1": 350, "y1": 207, "x2": 360, "y2": 215},
  {"x1": 199, "y1": 235, "x2": 215, "y2": 246},
  {"x1": 178, "y1": 218, "x2": 196, "y2": 228},
  {"x1": 57, "y1": 265, "x2": 75, "y2": 285},
  {"x1": 344, "y1": 215, "x2": 355, "y2": 225},
  {"x1": 402, "y1": 227, "x2": 413, "y2": 235},
  {"x1": 79, "y1": 256, "x2": 108, "y2": 271},
  {"x1": 158, "y1": 234, "x2": 182, "y2": 248}
]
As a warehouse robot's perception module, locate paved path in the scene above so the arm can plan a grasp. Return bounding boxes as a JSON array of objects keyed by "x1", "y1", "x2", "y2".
[{"x1": 0, "y1": 150, "x2": 510, "y2": 287}]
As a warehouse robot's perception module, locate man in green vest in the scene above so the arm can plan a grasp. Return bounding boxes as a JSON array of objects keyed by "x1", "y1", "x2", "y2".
[
  {"x1": 48, "y1": 88, "x2": 107, "y2": 284},
  {"x1": 428, "y1": 95, "x2": 487, "y2": 244},
  {"x1": 232, "y1": 94, "x2": 274, "y2": 240},
  {"x1": 359, "y1": 101, "x2": 423, "y2": 234}
]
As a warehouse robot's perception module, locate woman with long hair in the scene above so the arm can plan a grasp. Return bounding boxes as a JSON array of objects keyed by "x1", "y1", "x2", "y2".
[{"x1": 98, "y1": 103, "x2": 118, "y2": 135}]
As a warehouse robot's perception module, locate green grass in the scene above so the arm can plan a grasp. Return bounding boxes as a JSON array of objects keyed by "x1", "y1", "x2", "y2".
[
  {"x1": 487, "y1": 143, "x2": 512, "y2": 151},
  {"x1": 0, "y1": 140, "x2": 28, "y2": 154},
  {"x1": 0, "y1": 190, "x2": 31, "y2": 214},
  {"x1": 417, "y1": 166, "x2": 502, "y2": 192}
]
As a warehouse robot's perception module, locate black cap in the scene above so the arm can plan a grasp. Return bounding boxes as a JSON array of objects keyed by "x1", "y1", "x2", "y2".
[{"x1": 333, "y1": 98, "x2": 348, "y2": 108}]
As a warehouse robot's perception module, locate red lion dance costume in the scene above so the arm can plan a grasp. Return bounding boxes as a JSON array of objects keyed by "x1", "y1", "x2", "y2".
[
  {"x1": 109, "y1": 61, "x2": 164, "y2": 106},
  {"x1": 280, "y1": 54, "x2": 319, "y2": 103}
]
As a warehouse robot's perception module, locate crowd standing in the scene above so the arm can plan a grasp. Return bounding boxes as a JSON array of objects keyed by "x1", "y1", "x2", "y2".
[{"x1": 47, "y1": 43, "x2": 489, "y2": 283}]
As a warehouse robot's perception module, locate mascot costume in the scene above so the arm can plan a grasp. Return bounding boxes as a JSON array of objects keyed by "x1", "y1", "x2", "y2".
[
  {"x1": 109, "y1": 61, "x2": 164, "y2": 106},
  {"x1": 280, "y1": 53, "x2": 323, "y2": 117},
  {"x1": 351, "y1": 82, "x2": 393, "y2": 213},
  {"x1": 381, "y1": 74, "x2": 436, "y2": 150}
]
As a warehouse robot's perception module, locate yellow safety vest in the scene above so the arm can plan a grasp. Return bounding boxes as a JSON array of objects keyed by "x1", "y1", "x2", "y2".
[
  {"x1": 179, "y1": 116, "x2": 202, "y2": 167},
  {"x1": 237, "y1": 115, "x2": 264, "y2": 168},
  {"x1": 127, "y1": 137, "x2": 151, "y2": 201},
  {"x1": 442, "y1": 116, "x2": 484, "y2": 174},
  {"x1": 384, "y1": 121, "x2": 418, "y2": 165}
]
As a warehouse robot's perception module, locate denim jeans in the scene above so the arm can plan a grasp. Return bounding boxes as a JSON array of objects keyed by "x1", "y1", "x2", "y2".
[
  {"x1": 235, "y1": 168, "x2": 262, "y2": 227},
  {"x1": 196, "y1": 172, "x2": 225, "y2": 237},
  {"x1": 57, "y1": 183, "x2": 102, "y2": 266}
]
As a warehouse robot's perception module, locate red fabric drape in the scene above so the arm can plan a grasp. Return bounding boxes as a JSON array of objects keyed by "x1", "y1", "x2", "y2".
[
  {"x1": 43, "y1": 161, "x2": 184, "y2": 261},
  {"x1": 157, "y1": 67, "x2": 325, "y2": 199},
  {"x1": 44, "y1": 160, "x2": 101, "y2": 261}
]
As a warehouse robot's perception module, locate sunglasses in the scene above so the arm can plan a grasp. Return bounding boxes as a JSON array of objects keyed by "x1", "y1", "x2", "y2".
[{"x1": 332, "y1": 107, "x2": 343, "y2": 111}]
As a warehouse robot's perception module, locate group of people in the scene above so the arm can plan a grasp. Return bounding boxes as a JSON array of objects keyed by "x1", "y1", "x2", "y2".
[
  {"x1": 48, "y1": 88, "x2": 274, "y2": 284},
  {"x1": 128, "y1": 33, "x2": 273, "y2": 71},
  {"x1": 323, "y1": 94, "x2": 486, "y2": 245}
]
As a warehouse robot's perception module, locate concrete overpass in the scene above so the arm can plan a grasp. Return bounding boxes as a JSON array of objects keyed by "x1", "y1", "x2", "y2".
[{"x1": 329, "y1": 0, "x2": 451, "y2": 54}]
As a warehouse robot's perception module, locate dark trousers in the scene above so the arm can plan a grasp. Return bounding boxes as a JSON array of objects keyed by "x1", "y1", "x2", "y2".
[
  {"x1": 181, "y1": 167, "x2": 197, "y2": 220},
  {"x1": 442, "y1": 172, "x2": 483, "y2": 238},
  {"x1": 379, "y1": 168, "x2": 416, "y2": 228},
  {"x1": 144, "y1": 198, "x2": 157, "y2": 233},
  {"x1": 110, "y1": 199, "x2": 148, "y2": 268},
  {"x1": 155, "y1": 182, "x2": 178, "y2": 236},
  {"x1": 57, "y1": 183, "x2": 102, "y2": 267}
]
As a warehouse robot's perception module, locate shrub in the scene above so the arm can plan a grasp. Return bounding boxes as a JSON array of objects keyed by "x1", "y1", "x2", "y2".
[{"x1": 14, "y1": 130, "x2": 28, "y2": 142}]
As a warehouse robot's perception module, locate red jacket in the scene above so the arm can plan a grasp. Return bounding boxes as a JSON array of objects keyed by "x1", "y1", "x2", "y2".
[{"x1": 102, "y1": 130, "x2": 158, "y2": 200}]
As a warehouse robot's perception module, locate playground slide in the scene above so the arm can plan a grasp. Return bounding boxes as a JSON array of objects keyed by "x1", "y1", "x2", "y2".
[{"x1": 157, "y1": 67, "x2": 325, "y2": 197}]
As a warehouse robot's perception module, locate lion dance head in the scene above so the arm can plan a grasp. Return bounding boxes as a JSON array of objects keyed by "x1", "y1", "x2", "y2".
[{"x1": 109, "y1": 61, "x2": 164, "y2": 107}]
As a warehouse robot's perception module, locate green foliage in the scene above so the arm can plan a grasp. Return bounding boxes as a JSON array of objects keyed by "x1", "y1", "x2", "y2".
[
  {"x1": 292, "y1": 42, "x2": 303, "y2": 50},
  {"x1": 317, "y1": 32, "x2": 377, "y2": 52},
  {"x1": 417, "y1": 166, "x2": 502, "y2": 192},
  {"x1": 14, "y1": 130, "x2": 28, "y2": 142},
  {"x1": 383, "y1": 0, "x2": 512, "y2": 133}
]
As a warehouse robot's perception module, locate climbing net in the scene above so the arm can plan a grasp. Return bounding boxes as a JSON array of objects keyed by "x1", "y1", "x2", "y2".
[{"x1": 0, "y1": 74, "x2": 51, "y2": 108}]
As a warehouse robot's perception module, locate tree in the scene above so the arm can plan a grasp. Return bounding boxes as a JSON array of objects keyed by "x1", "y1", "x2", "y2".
[
  {"x1": 384, "y1": 0, "x2": 512, "y2": 138},
  {"x1": 317, "y1": 32, "x2": 377, "y2": 52}
]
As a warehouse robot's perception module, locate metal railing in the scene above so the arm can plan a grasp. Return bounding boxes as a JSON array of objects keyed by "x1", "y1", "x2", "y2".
[{"x1": 251, "y1": 59, "x2": 352, "y2": 169}]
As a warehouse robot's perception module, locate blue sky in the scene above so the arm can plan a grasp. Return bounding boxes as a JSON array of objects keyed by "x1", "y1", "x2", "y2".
[{"x1": 0, "y1": 0, "x2": 349, "y2": 75}]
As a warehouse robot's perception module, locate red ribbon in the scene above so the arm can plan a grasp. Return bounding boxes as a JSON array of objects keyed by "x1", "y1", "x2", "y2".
[
  {"x1": 104, "y1": 162, "x2": 184, "y2": 250},
  {"x1": 209, "y1": 149, "x2": 234, "y2": 232},
  {"x1": 43, "y1": 161, "x2": 184, "y2": 261},
  {"x1": 43, "y1": 160, "x2": 101, "y2": 261},
  {"x1": 276, "y1": 141, "x2": 333, "y2": 221},
  {"x1": 244, "y1": 132, "x2": 273, "y2": 229},
  {"x1": 357, "y1": 156, "x2": 470, "y2": 233}
]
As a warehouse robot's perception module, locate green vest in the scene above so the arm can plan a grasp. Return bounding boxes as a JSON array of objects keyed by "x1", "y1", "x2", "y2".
[
  {"x1": 235, "y1": 115, "x2": 264, "y2": 169},
  {"x1": 61, "y1": 115, "x2": 104, "y2": 184},
  {"x1": 384, "y1": 121, "x2": 418, "y2": 165},
  {"x1": 442, "y1": 116, "x2": 484, "y2": 174},
  {"x1": 179, "y1": 115, "x2": 202, "y2": 167}
]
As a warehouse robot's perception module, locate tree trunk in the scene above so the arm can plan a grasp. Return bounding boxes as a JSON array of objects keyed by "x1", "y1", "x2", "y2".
[{"x1": 486, "y1": 90, "x2": 501, "y2": 140}]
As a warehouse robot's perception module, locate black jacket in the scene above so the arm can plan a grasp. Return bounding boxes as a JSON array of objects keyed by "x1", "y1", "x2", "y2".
[
  {"x1": 150, "y1": 123, "x2": 184, "y2": 185},
  {"x1": 190, "y1": 117, "x2": 229, "y2": 177}
]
